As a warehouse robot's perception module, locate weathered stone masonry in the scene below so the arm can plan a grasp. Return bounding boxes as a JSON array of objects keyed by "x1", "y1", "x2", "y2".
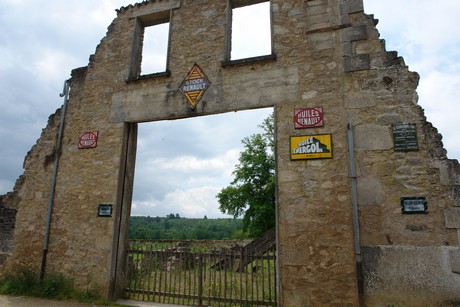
[
  {"x1": 1, "y1": 0, "x2": 460, "y2": 306},
  {"x1": 0, "y1": 194, "x2": 17, "y2": 266}
]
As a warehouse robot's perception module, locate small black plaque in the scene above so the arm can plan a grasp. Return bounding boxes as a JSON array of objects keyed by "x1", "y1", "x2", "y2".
[
  {"x1": 401, "y1": 197, "x2": 427, "y2": 214},
  {"x1": 393, "y1": 123, "x2": 418, "y2": 152},
  {"x1": 98, "y1": 204, "x2": 113, "y2": 217}
]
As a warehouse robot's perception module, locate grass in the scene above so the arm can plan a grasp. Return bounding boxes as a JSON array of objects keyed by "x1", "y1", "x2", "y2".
[
  {"x1": 0, "y1": 264, "x2": 125, "y2": 306},
  {"x1": 126, "y1": 248, "x2": 277, "y2": 306}
]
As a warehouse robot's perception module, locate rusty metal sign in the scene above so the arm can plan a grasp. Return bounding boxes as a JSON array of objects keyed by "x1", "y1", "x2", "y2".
[
  {"x1": 179, "y1": 63, "x2": 211, "y2": 109},
  {"x1": 290, "y1": 134, "x2": 332, "y2": 160},
  {"x1": 78, "y1": 131, "x2": 98, "y2": 149},
  {"x1": 294, "y1": 107, "x2": 324, "y2": 128}
]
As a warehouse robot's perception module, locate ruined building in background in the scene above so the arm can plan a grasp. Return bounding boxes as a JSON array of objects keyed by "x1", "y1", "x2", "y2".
[
  {"x1": 1, "y1": 0, "x2": 459, "y2": 306},
  {"x1": 0, "y1": 193, "x2": 18, "y2": 266}
]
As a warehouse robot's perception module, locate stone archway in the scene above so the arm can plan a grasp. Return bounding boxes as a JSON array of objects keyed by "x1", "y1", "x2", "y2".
[{"x1": 2, "y1": 1, "x2": 459, "y2": 306}]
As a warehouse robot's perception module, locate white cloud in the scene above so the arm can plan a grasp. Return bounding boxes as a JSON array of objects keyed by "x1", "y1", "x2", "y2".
[
  {"x1": 132, "y1": 186, "x2": 231, "y2": 218},
  {"x1": 33, "y1": 48, "x2": 76, "y2": 82},
  {"x1": 130, "y1": 108, "x2": 273, "y2": 218},
  {"x1": 418, "y1": 70, "x2": 460, "y2": 156},
  {"x1": 0, "y1": 0, "x2": 127, "y2": 197},
  {"x1": 365, "y1": 0, "x2": 460, "y2": 159},
  {"x1": 231, "y1": 2, "x2": 271, "y2": 60},
  {"x1": 132, "y1": 138, "x2": 246, "y2": 218},
  {"x1": 150, "y1": 149, "x2": 239, "y2": 174}
]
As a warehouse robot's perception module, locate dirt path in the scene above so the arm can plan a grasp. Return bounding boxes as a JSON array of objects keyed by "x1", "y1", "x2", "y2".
[
  {"x1": 0, "y1": 295, "x2": 100, "y2": 306},
  {"x1": 0, "y1": 295, "x2": 185, "y2": 307}
]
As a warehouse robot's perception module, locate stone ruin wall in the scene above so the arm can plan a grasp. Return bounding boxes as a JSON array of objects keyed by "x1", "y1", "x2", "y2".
[
  {"x1": 0, "y1": 194, "x2": 17, "y2": 265},
  {"x1": 0, "y1": 109, "x2": 62, "y2": 267},
  {"x1": 0, "y1": 0, "x2": 459, "y2": 305},
  {"x1": 342, "y1": 9, "x2": 460, "y2": 306}
]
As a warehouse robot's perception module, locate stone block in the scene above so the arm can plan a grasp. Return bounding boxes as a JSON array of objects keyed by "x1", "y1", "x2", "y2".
[
  {"x1": 450, "y1": 249, "x2": 460, "y2": 273},
  {"x1": 344, "y1": 91, "x2": 375, "y2": 108},
  {"x1": 306, "y1": 0, "x2": 325, "y2": 7},
  {"x1": 306, "y1": 4, "x2": 326, "y2": 16},
  {"x1": 314, "y1": 40, "x2": 335, "y2": 51},
  {"x1": 340, "y1": 0, "x2": 364, "y2": 15},
  {"x1": 445, "y1": 207, "x2": 460, "y2": 228},
  {"x1": 344, "y1": 25, "x2": 368, "y2": 42},
  {"x1": 309, "y1": 31, "x2": 333, "y2": 42},
  {"x1": 382, "y1": 51, "x2": 402, "y2": 67},
  {"x1": 342, "y1": 41, "x2": 352, "y2": 56},
  {"x1": 376, "y1": 113, "x2": 403, "y2": 125},
  {"x1": 362, "y1": 246, "x2": 460, "y2": 303},
  {"x1": 129, "y1": 0, "x2": 181, "y2": 18},
  {"x1": 357, "y1": 176, "x2": 383, "y2": 205},
  {"x1": 354, "y1": 124, "x2": 392, "y2": 151},
  {"x1": 309, "y1": 13, "x2": 329, "y2": 25},
  {"x1": 432, "y1": 160, "x2": 459, "y2": 186},
  {"x1": 344, "y1": 54, "x2": 370, "y2": 72},
  {"x1": 452, "y1": 185, "x2": 460, "y2": 207}
]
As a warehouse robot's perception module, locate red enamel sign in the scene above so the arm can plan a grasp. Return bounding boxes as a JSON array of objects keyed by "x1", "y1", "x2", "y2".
[
  {"x1": 78, "y1": 131, "x2": 98, "y2": 149},
  {"x1": 294, "y1": 107, "x2": 324, "y2": 128}
]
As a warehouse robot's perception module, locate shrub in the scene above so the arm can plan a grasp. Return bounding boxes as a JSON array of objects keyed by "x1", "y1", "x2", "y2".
[{"x1": 0, "y1": 264, "x2": 102, "y2": 303}]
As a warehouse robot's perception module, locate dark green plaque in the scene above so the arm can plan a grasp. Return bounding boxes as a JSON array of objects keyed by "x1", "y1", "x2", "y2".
[{"x1": 393, "y1": 123, "x2": 418, "y2": 151}]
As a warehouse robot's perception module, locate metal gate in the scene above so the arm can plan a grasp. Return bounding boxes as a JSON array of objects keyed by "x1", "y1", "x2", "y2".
[{"x1": 124, "y1": 240, "x2": 277, "y2": 306}]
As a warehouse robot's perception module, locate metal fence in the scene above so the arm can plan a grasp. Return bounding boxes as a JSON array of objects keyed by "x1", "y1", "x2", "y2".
[{"x1": 124, "y1": 240, "x2": 277, "y2": 306}]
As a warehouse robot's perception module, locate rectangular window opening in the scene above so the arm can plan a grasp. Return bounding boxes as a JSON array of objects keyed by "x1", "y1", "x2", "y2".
[
  {"x1": 141, "y1": 21, "x2": 170, "y2": 76},
  {"x1": 230, "y1": 1, "x2": 272, "y2": 61}
]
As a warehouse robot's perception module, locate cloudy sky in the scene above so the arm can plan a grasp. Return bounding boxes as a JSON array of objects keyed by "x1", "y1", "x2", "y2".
[{"x1": 0, "y1": 1, "x2": 459, "y2": 218}]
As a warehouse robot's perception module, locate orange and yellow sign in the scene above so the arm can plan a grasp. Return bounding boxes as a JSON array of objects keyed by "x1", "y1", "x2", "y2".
[
  {"x1": 179, "y1": 63, "x2": 211, "y2": 109},
  {"x1": 290, "y1": 134, "x2": 332, "y2": 160}
]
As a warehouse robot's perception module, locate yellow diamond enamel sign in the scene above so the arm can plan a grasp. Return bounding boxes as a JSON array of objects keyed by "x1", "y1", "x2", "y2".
[{"x1": 179, "y1": 64, "x2": 211, "y2": 109}]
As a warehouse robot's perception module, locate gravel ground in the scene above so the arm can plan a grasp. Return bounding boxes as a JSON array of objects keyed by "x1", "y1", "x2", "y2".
[
  {"x1": 0, "y1": 295, "x2": 101, "y2": 307},
  {"x1": 0, "y1": 295, "x2": 185, "y2": 307}
]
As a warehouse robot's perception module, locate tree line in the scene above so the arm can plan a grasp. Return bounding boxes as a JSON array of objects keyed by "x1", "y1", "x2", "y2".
[
  {"x1": 129, "y1": 215, "x2": 247, "y2": 240},
  {"x1": 129, "y1": 112, "x2": 276, "y2": 241}
]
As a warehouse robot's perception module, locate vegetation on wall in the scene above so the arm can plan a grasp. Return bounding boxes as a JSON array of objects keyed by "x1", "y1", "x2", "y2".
[{"x1": 0, "y1": 264, "x2": 109, "y2": 304}]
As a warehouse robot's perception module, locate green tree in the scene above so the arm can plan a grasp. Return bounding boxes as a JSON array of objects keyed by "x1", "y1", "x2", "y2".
[{"x1": 217, "y1": 113, "x2": 275, "y2": 238}]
